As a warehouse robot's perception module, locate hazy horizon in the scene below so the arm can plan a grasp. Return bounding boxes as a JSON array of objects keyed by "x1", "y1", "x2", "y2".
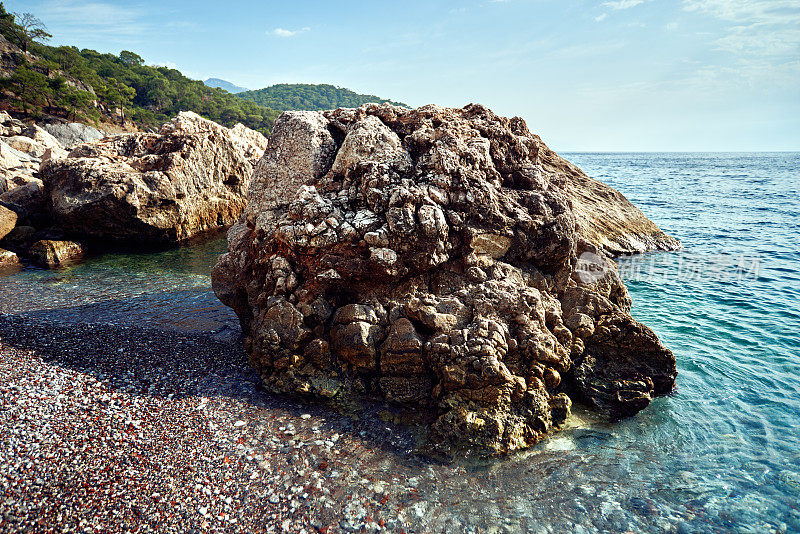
[{"x1": 7, "y1": 0, "x2": 799, "y2": 152}]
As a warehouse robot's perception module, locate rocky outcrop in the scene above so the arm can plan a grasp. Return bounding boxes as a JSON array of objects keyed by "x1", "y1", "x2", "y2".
[
  {"x1": 40, "y1": 122, "x2": 104, "y2": 150},
  {"x1": 40, "y1": 112, "x2": 268, "y2": 244},
  {"x1": 0, "y1": 112, "x2": 67, "y2": 195},
  {"x1": 212, "y1": 104, "x2": 678, "y2": 456}
]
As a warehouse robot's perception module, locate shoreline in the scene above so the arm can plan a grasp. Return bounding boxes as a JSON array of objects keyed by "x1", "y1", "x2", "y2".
[{"x1": 0, "y1": 315, "x2": 426, "y2": 534}]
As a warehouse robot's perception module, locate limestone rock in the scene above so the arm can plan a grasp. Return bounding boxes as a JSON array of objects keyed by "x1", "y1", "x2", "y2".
[
  {"x1": 40, "y1": 122, "x2": 104, "y2": 149},
  {"x1": 40, "y1": 112, "x2": 268, "y2": 244},
  {"x1": 5, "y1": 136, "x2": 46, "y2": 158},
  {"x1": 0, "y1": 204, "x2": 17, "y2": 240},
  {"x1": 0, "y1": 180, "x2": 46, "y2": 227},
  {"x1": 0, "y1": 139, "x2": 24, "y2": 169},
  {"x1": 28, "y1": 239, "x2": 84, "y2": 268},
  {"x1": 212, "y1": 103, "x2": 678, "y2": 456},
  {"x1": 23, "y1": 124, "x2": 63, "y2": 152},
  {"x1": 0, "y1": 247, "x2": 20, "y2": 266}
]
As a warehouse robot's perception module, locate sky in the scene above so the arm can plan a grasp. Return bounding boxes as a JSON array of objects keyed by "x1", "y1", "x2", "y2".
[{"x1": 6, "y1": 0, "x2": 800, "y2": 151}]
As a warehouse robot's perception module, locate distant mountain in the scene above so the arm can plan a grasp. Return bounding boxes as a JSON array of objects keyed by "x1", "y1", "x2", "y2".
[
  {"x1": 236, "y1": 83, "x2": 408, "y2": 111},
  {"x1": 204, "y1": 78, "x2": 248, "y2": 94}
]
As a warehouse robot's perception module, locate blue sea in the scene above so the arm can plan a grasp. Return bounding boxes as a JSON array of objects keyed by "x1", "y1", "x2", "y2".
[{"x1": 1, "y1": 152, "x2": 799, "y2": 532}]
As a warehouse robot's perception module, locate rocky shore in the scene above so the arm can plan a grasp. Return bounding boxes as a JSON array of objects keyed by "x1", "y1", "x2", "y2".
[
  {"x1": 0, "y1": 111, "x2": 266, "y2": 268},
  {"x1": 0, "y1": 103, "x2": 683, "y2": 530}
]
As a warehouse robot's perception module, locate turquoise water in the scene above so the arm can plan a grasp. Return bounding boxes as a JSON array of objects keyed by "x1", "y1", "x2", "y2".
[
  {"x1": 559, "y1": 152, "x2": 800, "y2": 532},
  {"x1": 0, "y1": 237, "x2": 240, "y2": 337},
  {"x1": 1, "y1": 153, "x2": 799, "y2": 532}
]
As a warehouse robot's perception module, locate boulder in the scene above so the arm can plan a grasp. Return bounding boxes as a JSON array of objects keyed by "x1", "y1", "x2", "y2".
[
  {"x1": 4, "y1": 135, "x2": 46, "y2": 157},
  {"x1": 22, "y1": 124, "x2": 63, "y2": 152},
  {"x1": 0, "y1": 139, "x2": 24, "y2": 169},
  {"x1": 40, "y1": 122, "x2": 104, "y2": 149},
  {"x1": 40, "y1": 145, "x2": 69, "y2": 163},
  {"x1": 28, "y1": 239, "x2": 84, "y2": 268},
  {"x1": 0, "y1": 112, "x2": 23, "y2": 137},
  {"x1": 0, "y1": 247, "x2": 20, "y2": 266},
  {"x1": 212, "y1": 103, "x2": 678, "y2": 456},
  {"x1": 0, "y1": 204, "x2": 17, "y2": 240},
  {"x1": 40, "y1": 112, "x2": 269, "y2": 244},
  {"x1": 0, "y1": 180, "x2": 46, "y2": 226}
]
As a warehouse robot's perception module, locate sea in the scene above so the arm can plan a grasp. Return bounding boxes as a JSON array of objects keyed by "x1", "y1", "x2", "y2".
[{"x1": 1, "y1": 152, "x2": 799, "y2": 532}]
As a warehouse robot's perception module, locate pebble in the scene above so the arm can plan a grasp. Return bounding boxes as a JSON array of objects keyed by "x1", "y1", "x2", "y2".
[{"x1": 0, "y1": 314, "x2": 791, "y2": 534}]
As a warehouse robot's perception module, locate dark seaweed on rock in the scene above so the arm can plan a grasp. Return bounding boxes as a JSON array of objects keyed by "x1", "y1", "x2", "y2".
[{"x1": 212, "y1": 103, "x2": 679, "y2": 456}]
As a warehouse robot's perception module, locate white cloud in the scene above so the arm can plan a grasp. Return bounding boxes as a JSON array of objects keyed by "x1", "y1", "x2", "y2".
[
  {"x1": 715, "y1": 26, "x2": 800, "y2": 56},
  {"x1": 595, "y1": 13, "x2": 608, "y2": 22},
  {"x1": 683, "y1": 0, "x2": 800, "y2": 24},
  {"x1": 665, "y1": 21, "x2": 679, "y2": 31},
  {"x1": 602, "y1": 0, "x2": 645, "y2": 10},
  {"x1": 270, "y1": 27, "x2": 310, "y2": 38},
  {"x1": 683, "y1": 0, "x2": 800, "y2": 57},
  {"x1": 39, "y1": 0, "x2": 148, "y2": 35}
]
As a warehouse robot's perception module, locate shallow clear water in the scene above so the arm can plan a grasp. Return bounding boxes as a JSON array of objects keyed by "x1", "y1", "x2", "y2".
[
  {"x1": 0, "y1": 237, "x2": 240, "y2": 338},
  {"x1": 2, "y1": 153, "x2": 799, "y2": 532}
]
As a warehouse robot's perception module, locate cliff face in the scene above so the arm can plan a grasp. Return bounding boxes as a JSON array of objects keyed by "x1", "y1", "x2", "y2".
[
  {"x1": 212, "y1": 103, "x2": 678, "y2": 455},
  {"x1": 40, "y1": 112, "x2": 268, "y2": 244}
]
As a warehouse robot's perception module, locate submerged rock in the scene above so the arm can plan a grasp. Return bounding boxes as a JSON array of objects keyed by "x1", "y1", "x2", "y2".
[
  {"x1": 212, "y1": 103, "x2": 678, "y2": 455},
  {"x1": 40, "y1": 112, "x2": 268, "y2": 244}
]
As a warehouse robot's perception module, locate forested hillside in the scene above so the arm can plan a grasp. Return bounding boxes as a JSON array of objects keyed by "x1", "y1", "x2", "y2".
[
  {"x1": 0, "y1": 6, "x2": 407, "y2": 136},
  {"x1": 0, "y1": 5, "x2": 279, "y2": 134},
  {"x1": 237, "y1": 83, "x2": 408, "y2": 111}
]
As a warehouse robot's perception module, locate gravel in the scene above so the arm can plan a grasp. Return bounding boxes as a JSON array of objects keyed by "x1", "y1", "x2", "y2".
[
  {"x1": 0, "y1": 314, "x2": 725, "y2": 533},
  {"x1": 0, "y1": 314, "x2": 426, "y2": 533}
]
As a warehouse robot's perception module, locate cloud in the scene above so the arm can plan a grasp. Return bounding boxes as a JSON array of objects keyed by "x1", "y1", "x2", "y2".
[
  {"x1": 683, "y1": 0, "x2": 800, "y2": 57},
  {"x1": 595, "y1": 13, "x2": 608, "y2": 21},
  {"x1": 682, "y1": 0, "x2": 800, "y2": 24},
  {"x1": 665, "y1": 21, "x2": 679, "y2": 31},
  {"x1": 714, "y1": 26, "x2": 800, "y2": 56},
  {"x1": 39, "y1": 0, "x2": 148, "y2": 36},
  {"x1": 602, "y1": 0, "x2": 645, "y2": 10},
  {"x1": 270, "y1": 27, "x2": 310, "y2": 38}
]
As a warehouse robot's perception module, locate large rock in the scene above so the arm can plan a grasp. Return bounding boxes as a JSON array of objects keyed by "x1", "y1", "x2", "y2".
[
  {"x1": 0, "y1": 180, "x2": 46, "y2": 227},
  {"x1": 28, "y1": 239, "x2": 84, "y2": 268},
  {"x1": 22, "y1": 124, "x2": 64, "y2": 151},
  {"x1": 0, "y1": 204, "x2": 16, "y2": 240},
  {"x1": 40, "y1": 122, "x2": 104, "y2": 149},
  {"x1": 40, "y1": 112, "x2": 269, "y2": 243},
  {"x1": 0, "y1": 247, "x2": 20, "y2": 267},
  {"x1": 212, "y1": 104, "x2": 678, "y2": 456},
  {"x1": 0, "y1": 139, "x2": 25, "y2": 169}
]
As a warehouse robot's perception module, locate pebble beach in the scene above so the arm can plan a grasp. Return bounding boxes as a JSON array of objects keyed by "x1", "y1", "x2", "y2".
[{"x1": 0, "y1": 315, "x2": 429, "y2": 534}]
